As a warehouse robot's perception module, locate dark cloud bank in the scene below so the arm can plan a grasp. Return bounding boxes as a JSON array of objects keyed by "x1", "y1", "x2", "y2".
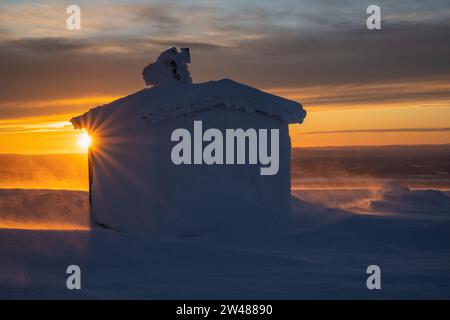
[{"x1": 0, "y1": 3, "x2": 449, "y2": 116}]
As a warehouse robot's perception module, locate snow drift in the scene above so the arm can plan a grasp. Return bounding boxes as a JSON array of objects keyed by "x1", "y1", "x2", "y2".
[{"x1": 369, "y1": 181, "x2": 450, "y2": 216}]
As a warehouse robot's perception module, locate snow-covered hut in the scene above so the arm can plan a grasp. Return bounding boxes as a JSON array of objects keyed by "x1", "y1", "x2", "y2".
[{"x1": 71, "y1": 47, "x2": 306, "y2": 234}]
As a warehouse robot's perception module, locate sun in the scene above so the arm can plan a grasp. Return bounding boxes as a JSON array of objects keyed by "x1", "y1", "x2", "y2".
[{"x1": 78, "y1": 131, "x2": 92, "y2": 150}]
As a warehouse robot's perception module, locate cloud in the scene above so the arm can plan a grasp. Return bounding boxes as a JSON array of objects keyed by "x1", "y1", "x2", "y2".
[
  {"x1": 0, "y1": 123, "x2": 71, "y2": 135},
  {"x1": 144, "y1": 39, "x2": 225, "y2": 51},
  {"x1": 0, "y1": 1, "x2": 450, "y2": 119},
  {"x1": 304, "y1": 127, "x2": 450, "y2": 135},
  {"x1": 0, "y1": 96, "x2": 119, "y2": 119},
  {"x1": 267, "y1": 81, "x2": 450, "y2": 110},
  {"x1": 205, "y1": 22, "x2": 450, "y2": 88},
  {"x1": 5, "y1": 37, "x2": 91, "y2": 53}
]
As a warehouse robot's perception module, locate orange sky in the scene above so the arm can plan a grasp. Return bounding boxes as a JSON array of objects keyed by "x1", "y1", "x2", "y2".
[{"x1": 0, "y1": 94, "x2": 449, "y2": 154}]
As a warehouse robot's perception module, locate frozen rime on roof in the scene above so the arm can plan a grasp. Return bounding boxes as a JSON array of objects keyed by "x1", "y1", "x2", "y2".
[
  {"x1": 71, "y1": 47, "x2": 306, "y2": 129},
  {"x1": 142, "y1": 47, "x2": 192, "y2": 87}
]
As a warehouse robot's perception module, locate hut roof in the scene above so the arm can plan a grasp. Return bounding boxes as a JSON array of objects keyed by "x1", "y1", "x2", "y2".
[{"x1": 71, "y1": 79, "x2": 306, "y2": 130}]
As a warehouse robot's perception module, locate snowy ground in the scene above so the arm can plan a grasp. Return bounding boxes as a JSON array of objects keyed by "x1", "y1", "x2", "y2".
[{"x1": 1, "y1": 186, "x2": 450, "y2": 299}]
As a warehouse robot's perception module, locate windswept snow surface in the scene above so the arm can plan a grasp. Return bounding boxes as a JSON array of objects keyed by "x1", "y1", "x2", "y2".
[
  {"x1": 1, "y1": 187, "x2": 450, "y2": 299},
  {"x1": 0, "y1": 189, "x2": 89, "y2": 230},
  {"x1": 369, "y1": 182, "x2": 450, "y2": 216}
]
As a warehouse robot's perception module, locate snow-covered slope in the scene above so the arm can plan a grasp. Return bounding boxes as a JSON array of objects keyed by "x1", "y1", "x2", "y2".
[{"x1": 1, "y1": 191, "x2": 450, "y2": 299}]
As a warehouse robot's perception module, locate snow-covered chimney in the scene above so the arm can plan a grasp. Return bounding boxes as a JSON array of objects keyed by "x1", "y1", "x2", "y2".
[{"x1": 142, "y1": 47, "x2": 193, "y2": 87}]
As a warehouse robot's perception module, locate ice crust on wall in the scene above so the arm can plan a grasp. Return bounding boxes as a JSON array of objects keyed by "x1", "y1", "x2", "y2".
[{"x1": 83, "y1": 106, "x2": 292, "y2": 234}]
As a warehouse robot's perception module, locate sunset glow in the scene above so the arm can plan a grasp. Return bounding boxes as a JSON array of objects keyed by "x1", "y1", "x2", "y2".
[
  {"x1": 0, "y1": 221, "x2": 89, "y2": 231},
  {"x1": 78, "y1": 131, "x2": 92, "y2": 150}
]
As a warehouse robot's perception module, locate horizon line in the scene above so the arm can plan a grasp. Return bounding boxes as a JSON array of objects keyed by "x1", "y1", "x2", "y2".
[{"x1": 0, "y1": 143, "x2": 449, "y2": 156}]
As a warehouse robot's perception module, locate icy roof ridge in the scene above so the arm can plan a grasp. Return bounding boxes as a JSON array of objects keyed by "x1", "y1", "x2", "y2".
[
  {"x1": 141, "y1": 93, "x2": 305, "y2": 125},
  {"x1": 71, "y1": 79, "x2": 306, "y2": 130}
]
